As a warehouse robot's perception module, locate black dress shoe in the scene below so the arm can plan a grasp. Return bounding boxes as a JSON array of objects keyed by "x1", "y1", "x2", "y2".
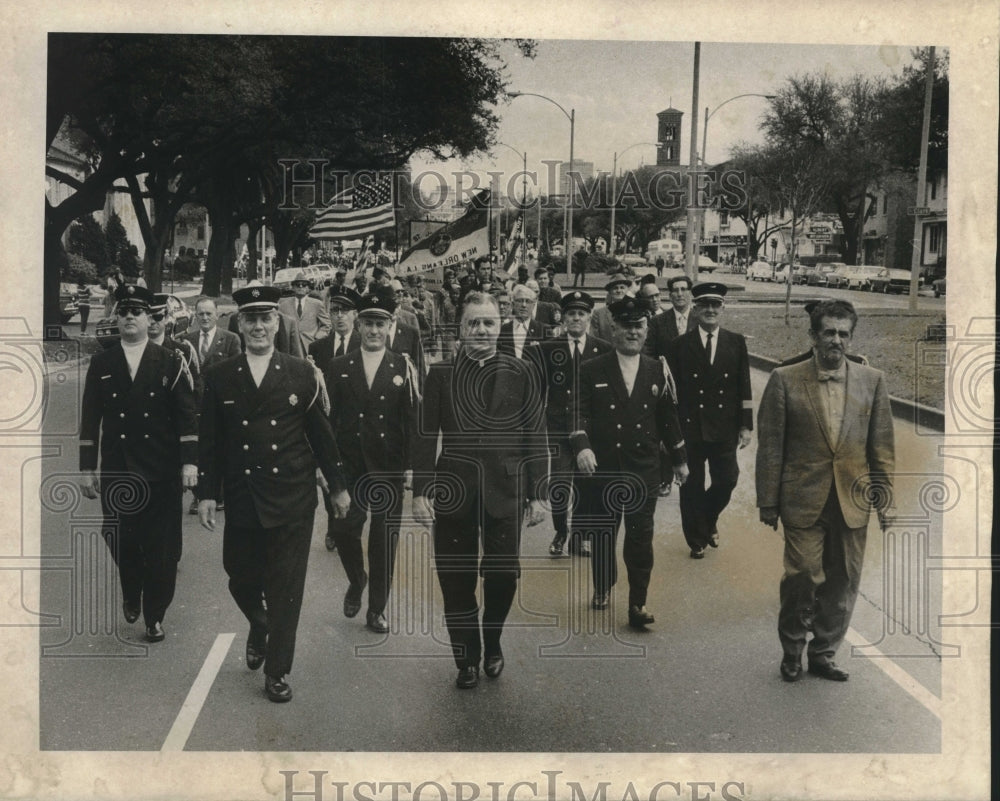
[
  {"x1": 708, "y1": 531, "x2": 720, "y2": 548},
  {"x1": 591, "y1": 591, "x2": 609, "y2": 610},
  {"x1": 246, "y1": 628, "x2": 267, "y2": 671},
  {"x1": 484, "y1": 652, "x2": 504, "y2": 678},
  {"x1": 122, "y1": 600, "x2": 141, "y2": 624},
  {"x1": 265, "y1": 674, "x2": 293, "y2": 702},
  {"x1": 808, "y1": 661, "x2": 849, "y2": 681},
  {"x1": 548, "y1": 536, "x2": 566, "y2": 557},
  {"x1": 628, "y1": 605, "x2": 655, "y2": 629},
  {"x1": 658, "y1": 482, "x2": 672, "y2": 497},
  {"x1": 455, "y1": 666, "x2": 479, "y2": 689},
  {"x1": 690, "y1": 546, "x2": 706, "y2": 559},
  {"x1": 325, "y1": 534, "x2": 337, "y2": 551},
  {"x1": 780, "y1": 657, "x2": 802, "y2": 682},
  {"x1": 343, "y1": 576, "x2": 367, "y2": 618},
  {"x1": 144, "y1": 622, "x2": 165, "y2": 642},
  {"x1": 365, "y1": 610, "x2": 389, "y2": 634}
]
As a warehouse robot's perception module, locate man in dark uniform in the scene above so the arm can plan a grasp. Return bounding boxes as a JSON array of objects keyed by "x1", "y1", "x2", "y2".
[
  {"x1": 666, "y1": 282, "x2": 753, "y2": 559},
  {"x1": 323, "y1": 292, "x2": 419, "y2": 634},
  {"x1": 535, "y1": 291, "x2": 612, "y2": 557},
  {"x1": 78, "y1": 284, "x2": 198, "y2": 643},
  {"x1": 227, "y1": 281, "x2": 305, "y2": 358},
  {"x1": 412, "y1": 292, "x2": 547, "y2": 689},
  {"x1": 571, "y1": 296, "x2": 688, "y2": 629},
  {"x1": 373, "y1": 285, "x2": 426, "y2": 382},
  {"x1": 198, "y1": 285, "x2": 350, "y2": 703},
  {"x1": 308, "y1": 285, "x2": 363, "y2": 551}
]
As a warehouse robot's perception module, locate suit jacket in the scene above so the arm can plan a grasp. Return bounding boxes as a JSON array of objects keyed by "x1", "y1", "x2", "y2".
[
  {"x1": 183, "y1": 326, "x2": 242, "y2": 370},
  {"x1": 79, "y1": 341, "x2": 198, "y2": 480},
  {"x1": 536, "y1": 334, "x2": 612, "y2": 435},
  {"x1": 227, "y1": 311, "x2": 305, "y2": 358},
  {"x1": 570, "y1": 351, "x2": 686, "y2": 489},
  {"x1": 388, "y1": 320, "x2": 425, "y2": 380},
  {"x1": 413, "y1": 350, "x2": 548, "y2": 520},
  {"x1": 667, "y1": 327, "x2": 753, "y2": 444},
  {"x1": 497, "y1": 317, "x2": 546, "y2": 359},
  {"x1": 279, "y1": 295, "x2": 331, "y2": 345},
  {"x1": 756, "y1": 357, "x2": 894, "y2": 530},
  {"x1": 588, "y1": 306, "x2": 614, "y2": 343},
  {"x1": 197, "y1": 351, "x2": 347, "y2": 528},
  {"x1": 324, "y1": 349, "x2": 418, "y2": 481},
  {"x1": 308, "y1": 329, "x2": 362, "y2": 372},
  {"x1": 643, "y1": 309, "x2": 696, "y2": 359}
]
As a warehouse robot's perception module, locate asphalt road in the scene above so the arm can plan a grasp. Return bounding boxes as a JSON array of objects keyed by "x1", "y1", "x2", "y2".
[{"x1": 36, "y1": 360, "x2": 947, "y2": 753}]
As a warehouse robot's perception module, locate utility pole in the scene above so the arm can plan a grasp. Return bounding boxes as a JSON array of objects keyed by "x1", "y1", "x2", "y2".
[
  {"x1": 685, "y1": 42, "x2": 701, "y2": 280},
  {"x1": 909, "y1": 47, "x2": 935, "y2": 310}
]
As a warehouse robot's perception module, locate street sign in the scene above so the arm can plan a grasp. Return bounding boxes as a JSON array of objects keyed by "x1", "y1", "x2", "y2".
[
  {"x1": 908, "y1": 206, "x2": 931, "y2": 215},
  {"x1": 811, "y1": 235, "x2": 833, "y2": 244}
]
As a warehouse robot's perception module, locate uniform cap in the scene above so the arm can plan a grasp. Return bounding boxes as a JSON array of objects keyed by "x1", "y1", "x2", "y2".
[
  {"x1": 233, "y1": 284, "x2": 281, "y2": 311},
  {"x1": 114, "y1": 283, "x2": 155, "y2": 310},
  {"x1": 691, "y1": 282, "x2": 728, "y2": 303},
  {"x1": 608, "y1": 295, "x2": 654, "y2": 322},
  {"x1": 560, "y1": 290, "x2": 595, "y2": 313}
]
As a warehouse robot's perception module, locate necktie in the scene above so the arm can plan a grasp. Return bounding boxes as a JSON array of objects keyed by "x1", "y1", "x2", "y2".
[
  {"x1": 200, "y1": 332, "x2": 210, "y2": 362},
  {"x1": 297, "y1": 298, "x2": 303, "y2": 318},
  {"x1": 572, "y1": 339, "x2": 581, "y2": 368},
  {"x1": 817, "y1": 370, "x2": 842, "y2": 382},
  {"x1": 705, "y1": 331, "x2": 713, "y2": 364},
  {"x1": 335, "y1": 335, "x2": 345, "y2": 357}
]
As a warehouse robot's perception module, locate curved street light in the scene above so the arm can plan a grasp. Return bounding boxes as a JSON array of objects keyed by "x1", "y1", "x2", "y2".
[
  {"x1": 495, "y1": 141, "x2": 530, "y2": 266},
  {"x1": 608, "y1": 142, "x2": 659, "y2": 258},
  {"x1": 701, "y1": 93, "x2": 776, "y2": 166},
  {"x1": 508, "y1": 91, "x2": 575, "y2": 277}
]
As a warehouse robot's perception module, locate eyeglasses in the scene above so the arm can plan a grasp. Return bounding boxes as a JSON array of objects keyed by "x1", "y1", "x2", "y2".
[
  {"x1": 150, "y1": 313, "x2": 167, "y2": 322},
  {"x1": 116, "y1": 307, "x2": 144, "y2": 318}
]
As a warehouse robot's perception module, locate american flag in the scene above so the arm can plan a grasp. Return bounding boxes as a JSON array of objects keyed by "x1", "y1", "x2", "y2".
[{"x1": 310, "y1": 174, "x2": 395, "y2": 239}]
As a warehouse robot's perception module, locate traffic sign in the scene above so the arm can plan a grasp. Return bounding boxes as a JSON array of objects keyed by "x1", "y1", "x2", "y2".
[
  {"x1": 908, "y1": 206, "x2": 931, "y2": 215},
  {"x1": 811, "y1": 235, "x2": 833, "y2": 244}
]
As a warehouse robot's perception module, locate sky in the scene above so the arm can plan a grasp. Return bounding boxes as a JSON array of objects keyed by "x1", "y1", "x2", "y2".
[{"x1": 409, "y1": 39, "x2": 919, "y2": 201}]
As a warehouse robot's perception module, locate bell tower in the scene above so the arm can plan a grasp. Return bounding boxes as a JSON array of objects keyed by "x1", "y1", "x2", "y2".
[{"x1": 656, "y1": 107, "x2": 683, "y2": 167}]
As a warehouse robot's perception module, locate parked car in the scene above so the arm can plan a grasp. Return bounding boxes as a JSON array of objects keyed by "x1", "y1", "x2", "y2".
[
  {"x1": 59, "y1": 282, "x2": 79, "y2": 324},
  {"x1": 773, "y1": 263, "x2": 804, "y2": 284},
  {"x1": 803, "y1": 263, "x2": 843, "y2": 287},
  {"x1": 870, "y1": 268, "x2": 921, "y2": 294},
  {"x1": 844, "y1": 265, "x2": 882, "y2": 291},
  {"x1": 619, "y1": 253, "x2": 647, "y2": 268},
  {"x1": 696, "y1": 255, "x2": 718, "y2": 273},
  {"x1": 746, "y1": 260, "x2": 774, "y2": 281},
  {"x1": 933, "y1": 276, "x2": 946, "y2": 297},
  {"x1": 95, "y1": 294, "x2": 191, "y2": 349},
  {"x1": 826, "y1": 265, "x2": 852, "y2": 289}
]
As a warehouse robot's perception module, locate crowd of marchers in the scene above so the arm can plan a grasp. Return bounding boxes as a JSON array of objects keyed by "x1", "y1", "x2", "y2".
[{"x1": 79, "y1": 259, "x2": 895, "y2": 701}]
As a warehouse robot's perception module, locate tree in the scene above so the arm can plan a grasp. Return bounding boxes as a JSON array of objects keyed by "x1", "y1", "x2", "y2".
[
  {"x1": 761, "y1": 72, "x2": 890, "y2": 265},
  {"x1": 66, "y1": 215, "x2": 109, "y2": 274},
  {"x1": 722, "y1": 151, "x2": 796, "y2": 260},
  {"x1": 876, "y1": 48, "x2": 948, "y2": 174},
  {"x1": 104, "y1": 211, "x2": 139, "y2": 276}
]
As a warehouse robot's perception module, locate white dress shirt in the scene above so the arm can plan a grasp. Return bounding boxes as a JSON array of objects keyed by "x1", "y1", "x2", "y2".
[
  {"x1": 617, "y1": 352, "x2": 640, "y2": 396},
  {"x1": 121, "y1": 339, "x2": 147, "y2": 379},
  {"x1": 361, "y1": 348, "x2": 384, "y2": 390}
]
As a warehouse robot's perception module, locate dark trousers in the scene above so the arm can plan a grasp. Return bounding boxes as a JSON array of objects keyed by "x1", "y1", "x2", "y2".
[
  {"x1": 679, "y1": 439, "x2": 739, "y2": 550},
  {"x1": 100, "y1": 477, "x2": 182, "y2": 626},
  {"x1": 434, "y1": 507, "x2": 520, "y2": 669},
  {"x1": 332, "y1": 474, "x2": 405, "y2": 615},
  {"x1": 578, "y1": 477, "x2": 657, "y2": 607},
  {"x1": 223, "y1": 511, "x2": 315, "y2": 678},
  {"x1": 548, "y1": 436, "x2": 579, "y2": 543},
  {"x1": 779, "y1": 485, "x2": 867, "y2": 665}
]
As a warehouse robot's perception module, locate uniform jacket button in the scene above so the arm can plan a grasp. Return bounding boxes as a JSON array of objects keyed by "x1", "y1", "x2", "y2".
[
  {"x1": 119, "y1": 413, "x2": 125, "y2": 418},
  {"x1": 242, "y1": 420, "x2": 248, "y2": 426},
  {"x1": 243, "y1": 444, "x2": 249, "y2": 450},
  {"x1": 270, "y1": 420, "x2": 276, "y2": 426},
  {"x1": 244, "y1": 469, "x2": 251, "y2": 475},
  {"x1": 271, "y1": 444, "x2": 277, "y2": 450},
  {"x1": 120, "y1": 433, "x2": 126, "y2": 439},
  {"x1": 272, "y1": 467, "x2": 279, "y2": 473}
]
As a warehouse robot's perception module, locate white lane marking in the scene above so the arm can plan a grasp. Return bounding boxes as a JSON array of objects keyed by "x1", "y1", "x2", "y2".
[
  {"x1": 161, "y1": 633, "x2": 236, "y2": 751},
  {"x1": 846, "y1": 627, "x2": 941, "y2": 719}
]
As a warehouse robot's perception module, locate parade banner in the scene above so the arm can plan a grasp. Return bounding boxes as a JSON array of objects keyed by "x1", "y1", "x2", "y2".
[{"x1": 396, "y1": 189, "x2": 491, "y2": 277}]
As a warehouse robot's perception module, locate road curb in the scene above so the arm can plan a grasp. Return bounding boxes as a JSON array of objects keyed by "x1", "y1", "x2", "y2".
[{"x1": 748, "y1": 352, "x2": 945, "y2": 433}]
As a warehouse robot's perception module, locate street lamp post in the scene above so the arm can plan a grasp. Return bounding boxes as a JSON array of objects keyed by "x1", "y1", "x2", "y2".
[
  {"x1": 700, "y1": 93, "x2": 776, "y2": 168},
  {"x1": 698, "y1": 93, "x2": 775, "y2": 269},
  {"x1": 609, "y1": 142, "x2": 658, "y2": 259},
  {"x1": 509, "y1": 91, "x2": 575, "y2": 278}
]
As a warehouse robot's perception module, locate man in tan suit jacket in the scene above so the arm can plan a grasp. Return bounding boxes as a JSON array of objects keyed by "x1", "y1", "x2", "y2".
[
  {"x1": 756, "y1": 299, "x2": 895, "y2": 684},
  {"x1": 278, "y1": 272, "x2": 331, "y2": 346}
]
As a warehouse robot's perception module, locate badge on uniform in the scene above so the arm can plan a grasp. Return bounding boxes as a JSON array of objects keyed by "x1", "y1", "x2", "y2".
[
  {"x1": 163, "y1": 376, "x2": 168, "y2": 387},
  {"x1": 289, "y1": 393, "x2": 298, "y2": 406},
  {"x1": 652, "y1": 384, "x2": 659, "y2": 396},
  {"x1": 392, "y1": 375, "x2": 404, "y2": 387}
]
